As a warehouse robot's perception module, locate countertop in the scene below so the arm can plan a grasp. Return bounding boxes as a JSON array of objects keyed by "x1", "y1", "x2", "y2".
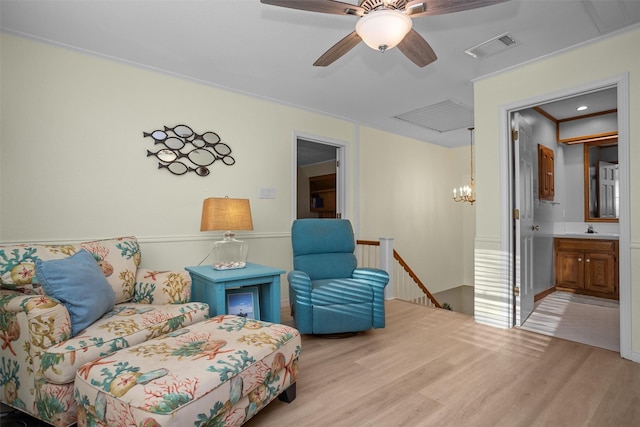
[{"x1": 554, "y1": 233, "x2": 619, "y2": 240}]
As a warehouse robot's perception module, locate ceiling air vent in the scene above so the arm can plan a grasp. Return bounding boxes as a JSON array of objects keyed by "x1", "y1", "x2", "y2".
[
  {"x1": 394, "y1": 99, "x2": 473, "y2": 133},
  {"x1": 465, "y1": 32, "x2": 517, "y2": 59}
]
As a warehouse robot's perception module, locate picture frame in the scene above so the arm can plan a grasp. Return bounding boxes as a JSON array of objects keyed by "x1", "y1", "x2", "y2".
[{"x1": 226, "y1": 287, "x2": 260, "y2": 320}]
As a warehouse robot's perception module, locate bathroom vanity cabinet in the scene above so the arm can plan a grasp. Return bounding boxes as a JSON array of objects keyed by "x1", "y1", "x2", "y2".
[{"x1": 554, "y1": 237, "x2": 618, "y2": 299}]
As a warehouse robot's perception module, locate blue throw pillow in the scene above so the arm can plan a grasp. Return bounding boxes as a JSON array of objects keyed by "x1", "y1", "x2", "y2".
[{"x1": 35, "y1": 249, "x2": 116, "y2": 336}]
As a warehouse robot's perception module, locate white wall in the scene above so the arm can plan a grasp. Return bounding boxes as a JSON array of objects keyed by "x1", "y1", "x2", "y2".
[
  {"x1": 474, "y1": 27, "x2": 640, "y2": 357},
  {"x1": 563, "y1": 144, "x2": 586, "y2": 222},
  {"x1": 559, "y1": 112, "x2": 617, "y2": 140}
]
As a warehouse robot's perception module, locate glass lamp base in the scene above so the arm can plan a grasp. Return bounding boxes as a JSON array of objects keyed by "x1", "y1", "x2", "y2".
[{"x1": 212, "y1": 232, "x2": 248, "y2": 270}]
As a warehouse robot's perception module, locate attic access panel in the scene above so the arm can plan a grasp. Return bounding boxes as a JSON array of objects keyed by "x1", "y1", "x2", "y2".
[{"x1": 394, "y1": 99, "x2": 474, "y2": 133}]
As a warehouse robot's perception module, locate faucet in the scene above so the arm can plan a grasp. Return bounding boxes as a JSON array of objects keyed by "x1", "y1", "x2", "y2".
[{"x1": 586, "y1": 224, "x2": 596, "y2": 234}]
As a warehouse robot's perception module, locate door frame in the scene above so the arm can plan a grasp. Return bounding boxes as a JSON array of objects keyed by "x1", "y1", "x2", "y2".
[
  {"x1": 499, "y1": 74, "x2": 631, "y2": 359},
  {"x1": 292, "y1": 133, "x2": 348, "y2": 220}
]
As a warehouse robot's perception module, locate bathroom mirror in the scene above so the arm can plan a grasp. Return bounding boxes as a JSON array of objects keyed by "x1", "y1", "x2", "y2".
[{"x1": 584, "y1": 138, "x2": 618, "y2": 222}]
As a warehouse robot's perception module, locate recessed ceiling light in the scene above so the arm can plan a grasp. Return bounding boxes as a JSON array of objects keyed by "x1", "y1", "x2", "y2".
[{"x1": 577, "y1": 105, "x2": 588, "y2": 111}]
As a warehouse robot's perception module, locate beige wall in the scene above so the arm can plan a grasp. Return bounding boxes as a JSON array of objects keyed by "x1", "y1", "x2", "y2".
[
  {"x1": 474, "y1": 27, "x2": 640, "y2": 358},
  {"x1": 1, "y1": 33, "x2": 472, "y2": 306},
  {"x1": 357, "y1": 127, "x2": 471, "y2": 294},
  {"x1": 453, "y1": 145, "x2": 477, "y2": 287},
  {"x1": 0, "y1": 33, "x2": 357, "y2": 301}
]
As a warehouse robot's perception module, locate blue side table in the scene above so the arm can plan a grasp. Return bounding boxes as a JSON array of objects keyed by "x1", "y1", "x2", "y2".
[{"x1": 186, "y1": 263, "x2": 284, "y2": 323}]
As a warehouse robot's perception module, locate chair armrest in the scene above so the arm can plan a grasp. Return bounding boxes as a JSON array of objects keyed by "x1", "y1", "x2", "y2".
[
  {"x1": 353, "y1": 268, "x2": 389, "y2": 329},
  {"x1": 133, "y1": 269, "x2": 192, "y2": 304},
  {"x1": 353, "y1": 268, "x2": 389, "y2": 289},
  {"x1": 287, "y1": 270, "x2": 313, "y2": 334},
  {"x1": 287, "y1": 270, "x2": 312, "y2": 296},
  {"x1": 1, "y1": 291, "x2": 72, "y2": 357}
]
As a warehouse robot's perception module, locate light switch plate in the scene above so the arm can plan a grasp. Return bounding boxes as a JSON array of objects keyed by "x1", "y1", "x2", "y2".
[{"x1": 259, "y1": 187, "x2": 276, "y2": 199}]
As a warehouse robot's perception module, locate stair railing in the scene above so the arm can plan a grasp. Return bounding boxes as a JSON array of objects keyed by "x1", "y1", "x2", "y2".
[{"x1": 356, "y1": 239, "x2": 441, "y2": 309}]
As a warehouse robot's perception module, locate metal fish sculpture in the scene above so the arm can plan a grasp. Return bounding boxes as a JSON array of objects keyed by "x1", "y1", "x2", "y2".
[{"x1": 143, "y1": 124, "x2": 235, "y2": 176}]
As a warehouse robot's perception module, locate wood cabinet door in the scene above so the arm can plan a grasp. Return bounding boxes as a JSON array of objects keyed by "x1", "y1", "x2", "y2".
[
  {"x1": 584, "y1": 252, "x2": 617, "y2": 295},
  {"x1": 555, "y1": 250, "x2": 584, "y2": 289},
  {"x1": 538, "y1": 144, "x2": 555, "y2": 201}
]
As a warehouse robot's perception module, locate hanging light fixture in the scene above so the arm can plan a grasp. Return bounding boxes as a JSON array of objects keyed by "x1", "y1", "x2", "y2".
[
  {"x1": 355, "y1": 8, "x2": 412, "y2": 53},
  {"x1": 453, "y1": 127, "x2": 476, "y2": 205}
]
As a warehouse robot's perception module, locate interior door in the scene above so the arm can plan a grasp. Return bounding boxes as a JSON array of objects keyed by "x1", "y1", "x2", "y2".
[
  {"x1": 295, "y1": 139, "x2": 342, "y2": 219},
  {"x1": 598, "y1": 161, "x2": 618, "y2": 218},
  {"x1": 513, "y1": 112, "x2": 535, "y2": 325}
]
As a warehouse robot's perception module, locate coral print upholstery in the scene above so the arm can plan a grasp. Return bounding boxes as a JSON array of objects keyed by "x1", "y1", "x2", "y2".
[
  {"x1": 74, "y1": 315, "x2": 301, "y2": 427},
  {"x1": 0, "y1": 237, "x2": 209, "y2": 427},
  {"x1": 1, "y1": 236, "x2": 141, "y2": 303}
]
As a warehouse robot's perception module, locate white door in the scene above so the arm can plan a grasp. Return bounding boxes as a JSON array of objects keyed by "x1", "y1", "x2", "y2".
[
  {"x1": 598, "y1": 161, "x2": 618, "y2": 218},
  {"x1": 513, "y1": 112, "x2": 535, "y2": 325}
]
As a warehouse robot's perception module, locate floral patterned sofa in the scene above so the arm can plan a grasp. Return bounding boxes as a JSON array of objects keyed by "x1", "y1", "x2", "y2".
[{"x1": 0, "y1": 236, "x2": 209, "y2": 426}]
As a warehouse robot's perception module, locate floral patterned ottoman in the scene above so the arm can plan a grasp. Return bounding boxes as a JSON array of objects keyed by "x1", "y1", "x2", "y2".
[{"x1": 74, "y1": 315, "x2": 301, "y2": 426}]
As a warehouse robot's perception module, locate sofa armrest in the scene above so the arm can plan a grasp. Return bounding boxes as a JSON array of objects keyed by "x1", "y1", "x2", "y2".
[
  {"x1": 1, "y1": 290, "x2": 72, "y2": 357},
  {"x1": 133, "y1": 269, "x2": 192, "y2": 304}
]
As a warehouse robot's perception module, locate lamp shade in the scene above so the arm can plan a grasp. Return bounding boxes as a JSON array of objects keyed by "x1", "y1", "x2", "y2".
[
  {"x1": 200, "y1": 197, "x2": 253, "y2": 231},
  {"x1": 355, "y1": 9, "x2": 412, "y2": 52}
]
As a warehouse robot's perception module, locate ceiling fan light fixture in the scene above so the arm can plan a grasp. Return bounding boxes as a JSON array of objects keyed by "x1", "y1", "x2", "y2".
[{"x1": 356, "y1": 9, "x2": 412, "y2": 53}]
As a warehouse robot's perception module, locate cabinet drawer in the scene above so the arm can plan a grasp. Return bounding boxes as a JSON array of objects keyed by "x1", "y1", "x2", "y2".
[{"x1": 554, "y1": 238, "x2": 617, "y2": 253}]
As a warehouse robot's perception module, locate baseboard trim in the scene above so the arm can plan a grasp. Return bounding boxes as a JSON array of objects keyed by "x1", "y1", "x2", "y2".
[{"x1": 534, "y1": 287, "x2": 556, "y2": 302}]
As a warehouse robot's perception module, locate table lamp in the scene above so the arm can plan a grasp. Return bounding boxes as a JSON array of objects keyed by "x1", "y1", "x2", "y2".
[{"x1": 200, "y1": 197, "x2": 253, "y2": 270}]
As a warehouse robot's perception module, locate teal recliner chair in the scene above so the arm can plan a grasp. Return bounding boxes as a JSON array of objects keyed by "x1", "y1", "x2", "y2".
[{"x1": 288, "y1": 219, "x2": 390, "y2": 335}]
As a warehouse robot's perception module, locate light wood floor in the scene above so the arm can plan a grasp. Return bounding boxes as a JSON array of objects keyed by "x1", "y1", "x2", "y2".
[
  {"x1": 521, "y1": 292, "x2": 620, "y2": 352},
  {"x1": 245, "y1": 299, "x2": 640, "y2": 427}
]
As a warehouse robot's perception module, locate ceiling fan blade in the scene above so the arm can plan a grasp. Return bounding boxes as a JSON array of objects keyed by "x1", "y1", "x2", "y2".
[
  {"x1": 397, "y1": 29, "x2": 437, "y2": 67},
  {"x1": 313, "y1": 31, "x2": 362, "y2": 66},
  {"x1": 260, "y1": 0, "x2": 364, "y2": 16},
  {"x1": 406, "y1": 0, "x2": 509, "y2": 17}
]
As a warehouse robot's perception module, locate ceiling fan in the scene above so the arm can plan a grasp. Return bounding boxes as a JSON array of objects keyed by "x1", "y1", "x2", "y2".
[{"x1": 260, "y1": 0, "x2": 509, "y2": 67}]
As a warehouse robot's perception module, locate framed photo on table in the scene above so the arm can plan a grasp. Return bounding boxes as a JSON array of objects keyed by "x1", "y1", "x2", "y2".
[{"x1": 226, "y1": 287, "x2": 260, "y2": 320}]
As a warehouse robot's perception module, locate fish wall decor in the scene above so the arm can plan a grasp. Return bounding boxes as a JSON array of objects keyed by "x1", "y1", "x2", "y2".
[{"x1": 143, "y1": 124, "x2": 235, "y2": 176}]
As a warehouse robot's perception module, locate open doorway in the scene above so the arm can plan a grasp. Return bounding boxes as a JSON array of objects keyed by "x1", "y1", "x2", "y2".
[
  {"x1": 506, "y1": 78, "x2": 630, "y2": 357},
  {"x1": 295, "y1": 138, "x2": 342, "y2": 219}
]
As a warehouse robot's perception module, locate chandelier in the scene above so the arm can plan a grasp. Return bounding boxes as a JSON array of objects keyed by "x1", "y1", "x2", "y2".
[{"x1": 453, "y1": 127, "x2": 476, "y2": 205}]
